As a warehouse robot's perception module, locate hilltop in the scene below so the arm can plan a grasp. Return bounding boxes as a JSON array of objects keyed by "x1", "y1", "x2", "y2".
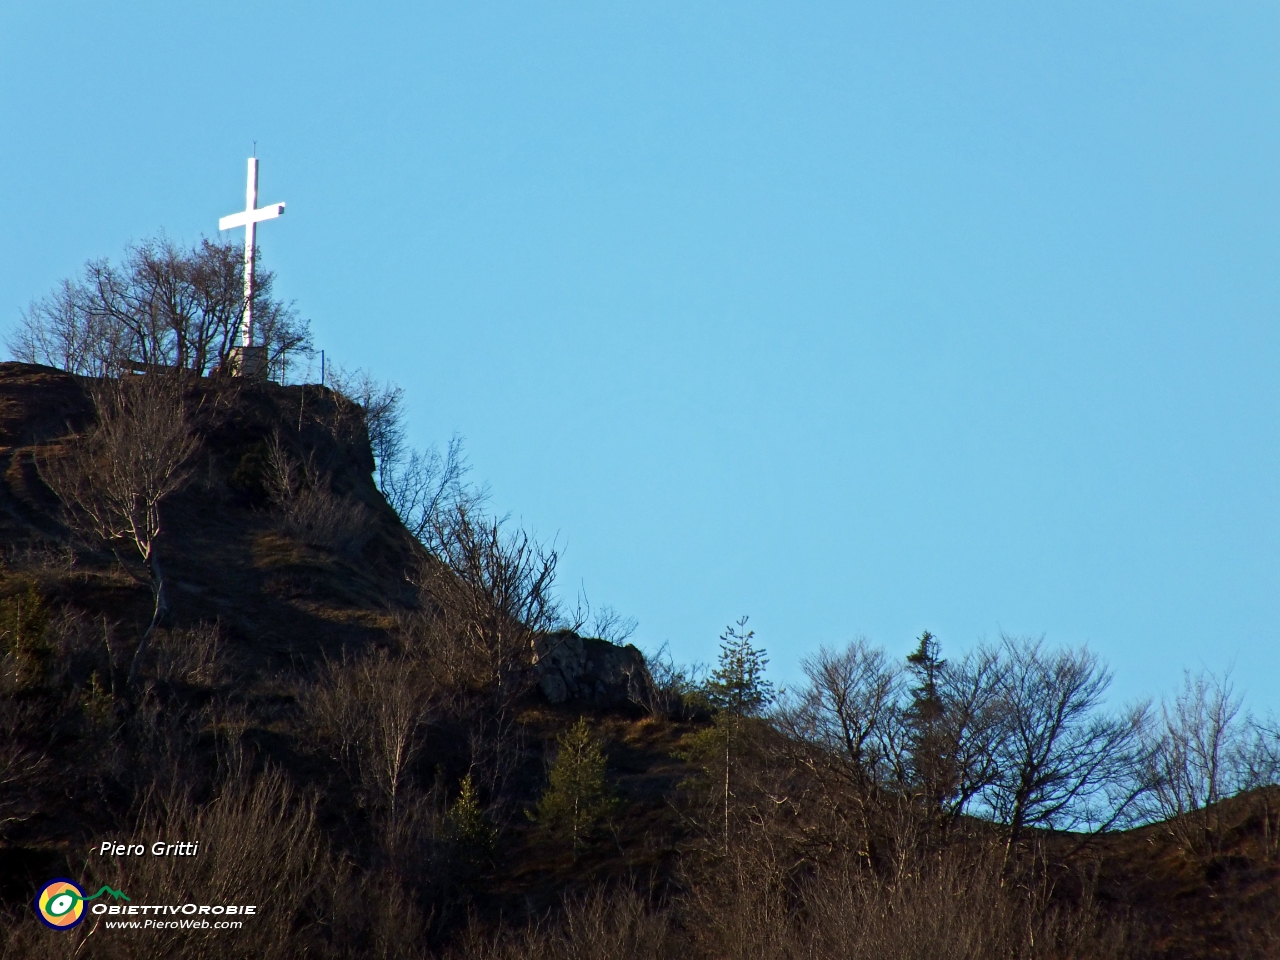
[{"x1": 0, "y1": 362, "x2": 418, "y2": 659}]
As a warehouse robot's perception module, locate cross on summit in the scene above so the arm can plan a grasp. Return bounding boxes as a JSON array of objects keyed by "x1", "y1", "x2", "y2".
[{"x1": 219, "y1": 156, "x2": 285, "y2": 373}]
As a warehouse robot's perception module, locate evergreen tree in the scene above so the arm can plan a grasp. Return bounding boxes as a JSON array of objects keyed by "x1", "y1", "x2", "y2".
[
  {"x1": 708, "y1": 616, "x2": 774, "y2": 717},
  {"x1": 0, "y1": 585, "x2": 51, "y2": 691},
  {"x1": 706, "y1": 617, "x2": 774, "y2": 852},
  {"x1": 530, "y1": 718, "x2": 615, "y2": 859},
  {"x1": 905, "y1": 631, "x2": 956, "y2": 820},
  {"x1": 444, "y1": 772, "x2": 494, "y2": 877}
]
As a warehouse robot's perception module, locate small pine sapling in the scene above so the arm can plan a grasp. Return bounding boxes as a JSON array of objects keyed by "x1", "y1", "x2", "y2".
[
  {"x1": 529, "y1": 718, "x2": 616, "y2": 860},
  {"x1": 444, "y1": 772, "x2": 494, "y2": 876}
]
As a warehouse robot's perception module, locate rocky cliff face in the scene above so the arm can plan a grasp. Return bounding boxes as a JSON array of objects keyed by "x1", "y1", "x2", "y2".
[
  {"x1": 0, "y1": 362, "x2": 652, "y2": 703},
  {"x1": 0, "y1": 362, "x2": 421, "y2": 665}
]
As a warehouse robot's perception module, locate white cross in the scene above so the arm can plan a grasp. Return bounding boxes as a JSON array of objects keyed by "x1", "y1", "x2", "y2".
[{"x1": 219, "y1": 157, "x2": 285, "y2": 348}]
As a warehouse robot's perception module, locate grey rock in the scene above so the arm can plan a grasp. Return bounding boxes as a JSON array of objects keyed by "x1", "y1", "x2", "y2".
[{"x1": 532, "y1": 631, "x2": 656, "y2": 710}]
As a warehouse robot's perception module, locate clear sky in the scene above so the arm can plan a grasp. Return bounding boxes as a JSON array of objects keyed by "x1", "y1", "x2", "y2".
[{"x1": 2, "y1": 2, "x2": 1277, "y2": 714}]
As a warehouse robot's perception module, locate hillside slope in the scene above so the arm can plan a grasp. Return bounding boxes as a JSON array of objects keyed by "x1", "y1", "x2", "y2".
[{"x1": 0, "y1": 362, "x2": 1276, "y2": 960}]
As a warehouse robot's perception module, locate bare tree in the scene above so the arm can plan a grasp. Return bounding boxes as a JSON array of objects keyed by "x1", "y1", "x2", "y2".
[
  {"x1": 8, "y1": 236, "x2": 311, "y2": 379},
  {"x1": 982, "y1": 636, "x2": 1151, "y2": 854},
  {"x1": 773, "y1": 639, "x2": 910, "y2": 863},
  {"x1": 1146, "y1": 669, "x2": 1279, "y2": 858},
  {"x1": 930, "y1": 645, "x2": 1009, "y2": 833},
  {"x1": 1249, "y1": 716, "x2": 1280, "y2": 861},
  {"x1": 385, "y1": 436, "x2": 481, "y2": 543},
  {"x1": 778, "y1": 640, "x2": 1008, "y2": 855},
  {"x1": 785, "y1": 640, "x2": 906, "y2": 798},
  {"x1": 38, "y1": 375, "x2": 199, "y2": 683},
  {"x1": 7, "y1": 278, "x2": 120, "y2": 377},
  {"x1": 417, "y1": 503, "x2": 563, "y2": 706},
  {"x1": 324, "y1": 367, "x2": 405, "y2": 489}
]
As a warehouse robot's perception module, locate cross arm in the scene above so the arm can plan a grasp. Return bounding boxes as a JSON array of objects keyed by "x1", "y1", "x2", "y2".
[{"x1": 219, "y1": 203, "x2": 286, "y2": 231}]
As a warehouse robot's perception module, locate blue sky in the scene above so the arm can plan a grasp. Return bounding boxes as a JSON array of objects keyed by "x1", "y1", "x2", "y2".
[{"x1": 1, "y1": 2, "x2": 1277, "y2": 713}]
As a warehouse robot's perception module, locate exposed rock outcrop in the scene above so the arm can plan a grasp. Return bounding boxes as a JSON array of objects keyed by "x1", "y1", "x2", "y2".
[{"x1": 533, "y1": 631, "x2": 655, "y2": 710}]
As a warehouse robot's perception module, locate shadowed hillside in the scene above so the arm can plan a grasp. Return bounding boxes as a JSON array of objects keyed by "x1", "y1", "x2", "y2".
[{"x1": 0, "y1": 362, "x2": 420, "y2": 662}]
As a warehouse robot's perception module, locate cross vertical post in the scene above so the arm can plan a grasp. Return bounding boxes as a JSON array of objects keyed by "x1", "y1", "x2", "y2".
[{"x1": 242, "y1": 157, "x2": 258, "y2": 347}]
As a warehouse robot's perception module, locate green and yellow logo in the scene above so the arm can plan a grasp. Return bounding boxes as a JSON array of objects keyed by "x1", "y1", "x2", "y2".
[{"x1": 35, "y1": 879, "x2": 130, "y2": 930}]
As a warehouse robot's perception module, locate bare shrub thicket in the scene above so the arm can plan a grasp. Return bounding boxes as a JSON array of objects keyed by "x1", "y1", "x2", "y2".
[
  {"x1": 77, "y1": 770, "x2": 321, "y2": 960},
  {"x1": 324, "y1": 369, "x2": 574, "y2": 719},
  {"x1": 149, "y1": 622, "x2": 232, "y2": 689},
  {"x1": 324, "y1": 863, "x2": 434, "y2": 960},
  {"x1": 450, "y1": 887, "x2": 677, "y2": 960},
  {"x1": 301, "y1": 649, "x2": 438, "y2": 829},
  {"x1": 7, "y1": 236, "x2": 311, "y2": 380},
  {"x1": 744, "y1": 844, "x2": 1123, "y2": 960},
  {"x1": 639, "y1": 641, "x2": 709, "y2": 718},
  {"x1": 396, "y1": 506, "x2": 566, "y2": 825},
  {"x1": 676, "y1": 841, "x2": 1122, "y2": 960},
  {"x1": 268, "y1": 368, "x2": 477, "y2": 560},
  {"x1": 323, "y1": 368, "x2": 406, "y2": 492},
  {"x1": 588, "y1": 605, "x2": 639, "y2": 646},
  {"x1": 37, "y1": 375, "x2": 199, "y2": 682},
  {"x1": 0, "y1": 696, "x2": 49, "y2": 839},
  {"x1": 457, "y1": 846, "x2": 1124, "y2": 960},
  {"x1": 300, "y1": 370, "x2": 591, "y2": 854},
  {"x1": 0, "y1": 596, "x2": 119, "y2": 841},
  {"x1": 323, "y1": 368, "x2": 491, "y2": 551},
  {"x1": 376, "y1": 489, "x2": 583, "y2": 826}
]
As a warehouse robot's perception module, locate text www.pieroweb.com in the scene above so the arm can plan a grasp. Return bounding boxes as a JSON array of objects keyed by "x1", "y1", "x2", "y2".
[{"x1": 94, "y1": 903, "x2": 256, "y2": 930}]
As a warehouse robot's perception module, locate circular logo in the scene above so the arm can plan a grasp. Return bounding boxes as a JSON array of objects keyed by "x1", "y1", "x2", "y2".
[{"x1": 35, "y1": 879, "x2": 87, "y2": 930}]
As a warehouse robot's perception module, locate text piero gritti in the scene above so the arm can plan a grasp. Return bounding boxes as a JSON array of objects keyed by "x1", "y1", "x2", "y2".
[{"x1": 96, "y1": 841, "x2": 200, "y2": 857}]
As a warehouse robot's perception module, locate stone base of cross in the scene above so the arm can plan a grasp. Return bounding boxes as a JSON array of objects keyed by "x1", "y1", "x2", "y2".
[{"x1": 226, "y1": 345, "x2": 269, "y2": 379}]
